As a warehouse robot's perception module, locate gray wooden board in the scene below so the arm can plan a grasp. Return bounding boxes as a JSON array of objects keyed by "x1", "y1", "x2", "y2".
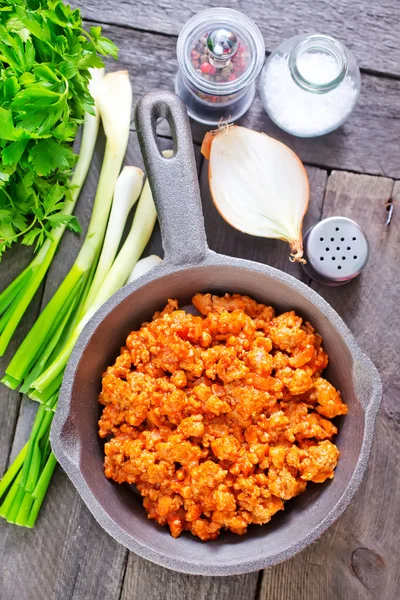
[
  {"x1": 259, "y1": 172, "x2": 400, "y2": 600},
  {"x1": 75, "y1": 0, "x2": 400, "y2": 77},
  {"x1": 0, "y1": 142, "x2": 398, "y2": 600},
  {"x1": 1, "y1": 3, "x2": 400, "y2": 597},
  {"x1": 97, "y1": 22, "x2": 400, "y2": 178},
  {"x1": 121, "y1": 552, "x2": 260, "y2": 600}
]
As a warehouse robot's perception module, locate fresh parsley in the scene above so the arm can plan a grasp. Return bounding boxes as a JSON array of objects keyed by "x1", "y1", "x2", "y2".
[{"x1": 0, "y1": 0, "x2": 118, "y2": 258}]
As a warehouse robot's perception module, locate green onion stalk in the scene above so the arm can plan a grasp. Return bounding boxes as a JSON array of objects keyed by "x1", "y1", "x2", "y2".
[
  {"x1": 0, "y1": 178, "x2": 157, "y2": 527},
  {"x1": 0, "y1": 68, "x2": 105, "y2": 358},
  {"x1": 32, "y1": 178, "x2": 156, "y2": 402}
]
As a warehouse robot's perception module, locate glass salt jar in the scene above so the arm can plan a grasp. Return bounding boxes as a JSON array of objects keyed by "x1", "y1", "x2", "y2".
[
  {"x1": 175, "y1": 7, "x2": 265, "y2": 125},
  {"x1": 260, "y1": 34, "x2": 361, "y2": 137}
]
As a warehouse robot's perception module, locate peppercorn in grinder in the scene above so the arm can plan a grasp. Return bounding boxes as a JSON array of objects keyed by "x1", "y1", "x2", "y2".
[{"x1": 175, "y1": 8, "x2": 265, "y2": 125}]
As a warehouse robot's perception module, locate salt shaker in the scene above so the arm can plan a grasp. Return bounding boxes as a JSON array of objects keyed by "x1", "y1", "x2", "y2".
[
  {"x1": 302, "y1": 217, "x2": 369, "y2": 286},
  {"x1": 260, "y1": 34, "x2": 361, "y2": 137},
  {"x1": 175, "y1": 8, "x2": 265, "y2": 125}
]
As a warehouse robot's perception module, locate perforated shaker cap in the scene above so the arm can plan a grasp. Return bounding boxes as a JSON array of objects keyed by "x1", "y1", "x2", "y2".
[{"x1": 302, "y1": 217, "x2": 369, "y2": 286}]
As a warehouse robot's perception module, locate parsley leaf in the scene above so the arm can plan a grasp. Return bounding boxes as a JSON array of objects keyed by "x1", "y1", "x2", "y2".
[
  {"x1": 29, "y1": 139, "x2": 75, "y2": 176},
  {"x1": 0, "y1": 107, "x2": 18, "y2": 140},
  {"x1": 2, "y1": 138, "x2": 29, "y2": 165},
  {"x1": 0, "y1": 0, "x2": 118, "y2": 259}
]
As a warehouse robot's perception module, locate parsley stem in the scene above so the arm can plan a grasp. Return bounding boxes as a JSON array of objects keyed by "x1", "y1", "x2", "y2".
[{"x1": 13, "y1": 217, "x2": 38, "y2": 240}]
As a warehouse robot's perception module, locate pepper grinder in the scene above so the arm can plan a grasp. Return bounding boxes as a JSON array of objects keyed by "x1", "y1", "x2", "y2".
[{"x1": 175, "y1": 8, "x2": 265, "y2": 125}]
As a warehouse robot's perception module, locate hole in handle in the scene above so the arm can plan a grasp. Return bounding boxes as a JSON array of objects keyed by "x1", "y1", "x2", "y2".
[
  {"x1": 152, "y1": 114, "x2": 176, "y2": 159},
  {"x1": 156, "y1": 117, "x2": 173, "y2": 144},
  {"x1": 148, "y1": 101, "x2": 179, "y2": 160}
]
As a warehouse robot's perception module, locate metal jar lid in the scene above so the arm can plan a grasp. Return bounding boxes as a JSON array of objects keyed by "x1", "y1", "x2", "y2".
[
  {"x1": 207, "y1": 28, "x2": 239, "y2": 66},
  {"x1": 176, "y1": 7, "x2": 265, "y2": 96},
  {"x1": 302, "y1": 216, "x2": 369, "y2": 286}
]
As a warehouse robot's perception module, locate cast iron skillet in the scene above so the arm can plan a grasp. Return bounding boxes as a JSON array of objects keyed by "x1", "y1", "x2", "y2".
[{"x1": 51, "y1": 91, "x2": 382, "y2": 576}]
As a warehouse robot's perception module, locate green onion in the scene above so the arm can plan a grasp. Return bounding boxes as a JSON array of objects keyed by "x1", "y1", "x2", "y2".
[
  {"x1": 127, "y1": 254, "x2": 163, "y2": 283},
  {"x1": 0, "y1": 180, "x2": 158, "y2": 526},
  {"x1": 82, "y1": 165, "x2": 144, "y2": 311},
  {"x1": 2, "y1": 71, "x2": 133, "y2": 390},
  {"x1": 0, "y1": 78, "x2": 164, "y2": 528},
  {"x1": 0, "y1": 68, "x2": 105, "y2": 357},
  {"x1": 31, "y1": 177, "x2": 157, "y2": 395}
]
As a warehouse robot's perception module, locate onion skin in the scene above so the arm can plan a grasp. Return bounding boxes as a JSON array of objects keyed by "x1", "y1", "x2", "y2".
[
  {"x1": 201, "y1": 131, "x2": 214, "y2": 160},
  {"x1": 201, "y1": 126, "x2": 309, "y2": 263},
  {"x1": 289, "y1": 239, "x2": 306, "y2": 264}
]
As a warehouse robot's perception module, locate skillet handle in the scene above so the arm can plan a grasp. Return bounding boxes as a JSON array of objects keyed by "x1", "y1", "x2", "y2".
[{"x1": 135, "y1": 91, "x2": 209, "y2": 265}]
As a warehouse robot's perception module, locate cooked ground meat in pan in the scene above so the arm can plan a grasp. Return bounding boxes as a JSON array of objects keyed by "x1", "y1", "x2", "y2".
[{"x1": 99, "y1": 293, "x2": 347, "y2": 541}]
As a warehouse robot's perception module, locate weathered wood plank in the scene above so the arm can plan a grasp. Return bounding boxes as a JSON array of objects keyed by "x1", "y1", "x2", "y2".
[
  {"x1": 75, "y1": 0, "x2": 400, "y2": 77},
  {"x1": 121, "y1": 553, "x2": 260, "y2": 600},
  {"x1": 0, "y1": 468, "x2": 128, "y2": 600},
  {"x1": 99, "y1": 23, "x2": 400, "y2": 178},
  {"x1": 0, "y1": 135, "x2": 200, "y2": 600},
  {"x1": 260, "y1": 172, "x2": 400, "y2": 600}
]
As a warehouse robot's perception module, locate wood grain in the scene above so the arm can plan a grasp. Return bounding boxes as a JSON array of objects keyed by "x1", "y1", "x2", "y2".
[
  {"x1": 0, "y1": 468, "x2": 128, "y2": 600},
  {"x1": 259, "y1": 172, "x2": 400, "y2": 600},
  {"x1": 1, "y1": 5, "x2": 399, "y2": 596},
  {"x1": 75, "y1": 0, "x2": 400, "y2": 77},
  {"x1": 121, "y1": 553, "x2": 260, "y2": 600},
  {"x1": 99, "y1": 23, "x2": 400, "y2": 178}
]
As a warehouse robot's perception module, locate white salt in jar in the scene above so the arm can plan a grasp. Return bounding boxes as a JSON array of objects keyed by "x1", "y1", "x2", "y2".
[{"x1": 260, "y1": 34, "x2": 361, "y2": 137}]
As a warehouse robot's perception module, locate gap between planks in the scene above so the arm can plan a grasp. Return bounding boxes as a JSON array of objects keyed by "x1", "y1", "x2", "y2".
[
  {"x1": 74, "y1": 0, "x2": 400, "y2": 78},
  {"x1": 82, "y1": 16, "x2": 400, "y2": 84},
  {"x1": 127, "y1": 125, "x2": 398, "y2": 180}
]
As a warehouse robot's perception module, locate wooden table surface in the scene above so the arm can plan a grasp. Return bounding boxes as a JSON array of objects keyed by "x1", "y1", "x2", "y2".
[{"x1": 0, "y1": 1, "x2": 399, "y2": 599}]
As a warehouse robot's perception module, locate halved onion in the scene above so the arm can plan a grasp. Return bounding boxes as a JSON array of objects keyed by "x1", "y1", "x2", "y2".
[{"x1": 201, "y1": 126, "x2": 309, "y2": 262}]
